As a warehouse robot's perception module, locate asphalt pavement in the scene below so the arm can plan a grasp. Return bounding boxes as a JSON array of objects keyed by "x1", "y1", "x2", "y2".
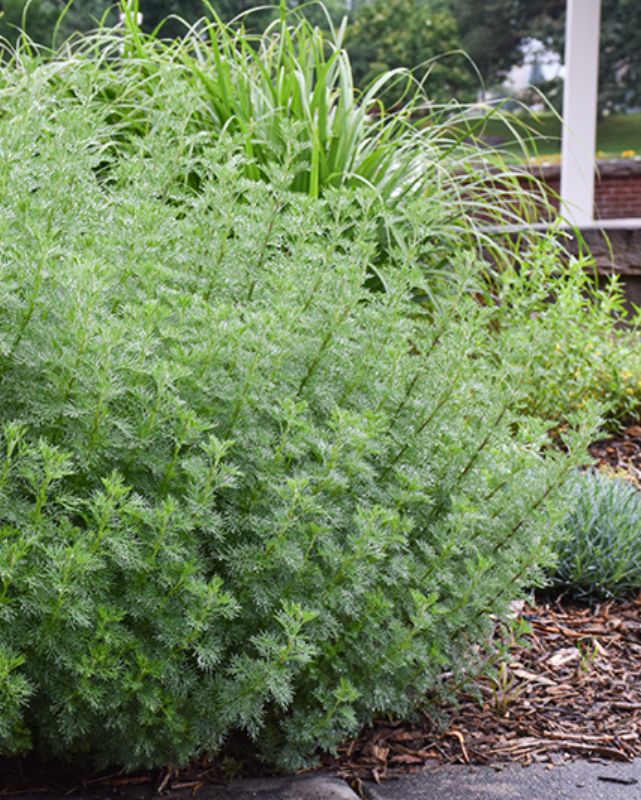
[{"x1": 9, "y1": 762, "x2": 641, "y2": 800}]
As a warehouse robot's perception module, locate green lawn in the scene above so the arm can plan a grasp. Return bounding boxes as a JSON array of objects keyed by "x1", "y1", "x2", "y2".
[{"x1": 478, "y1": 111, "x2": 641, "y2": 162}]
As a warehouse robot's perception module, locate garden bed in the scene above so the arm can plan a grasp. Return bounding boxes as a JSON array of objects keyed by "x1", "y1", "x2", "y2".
[
  {"x1": 327, "y1": 596, "x2": 641, "y2": 783},
  {"x1": 2, "y1": 8, "x2": 641, "y2": 795},
  {"x1": 589, "y1": 423, "x2": 641, "y2": 489}
]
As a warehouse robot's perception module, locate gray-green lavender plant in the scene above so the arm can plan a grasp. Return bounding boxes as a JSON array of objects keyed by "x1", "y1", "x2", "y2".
[
  {"x1": 0, "y1": 59, "x2": 599, "y2": 769},
  {"x1": 551, "y1": 470, "x2": 641, "y2": 601}
]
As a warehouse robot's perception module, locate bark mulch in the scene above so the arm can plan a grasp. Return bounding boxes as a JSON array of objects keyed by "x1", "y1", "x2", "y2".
[
  {"x1": 325, "y1": 597, "x2": 641, "y2": 783},
  {"x1": 589, "y1": 423, "x2": 641, "y2": 489}
]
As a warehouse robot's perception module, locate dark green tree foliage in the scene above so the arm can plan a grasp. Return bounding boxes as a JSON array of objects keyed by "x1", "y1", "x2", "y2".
[
  {"x1": 448, "y1": 0, "x2": 641, "y2": 114},
  {"x1": 0, "y1": 0, "x2": 206, "y2": 43},
  {"x1": 0, "y1": 0, "x2": 105, "y2": 44},
  {"x1": 447, "y1": 0, "x2": 528, "y2": 91},
  {"x1": 0, "y1": 0, "x2": 343, "y2": 44},
  {"x1": 0, "y1": 29, "x2": 594, "y2": 770},
  {"x1": 598, "y1": 1, "x2": 641, "y2": 113},
  {"x1": 346, "y1": 0, "x2": 476, "y2": 100},
  {"x1": 140, "y1": 0, "x2": 209, "y2": 34}
]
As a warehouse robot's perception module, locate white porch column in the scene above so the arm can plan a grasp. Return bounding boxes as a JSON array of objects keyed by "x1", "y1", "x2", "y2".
[{"x1": 560, "y1": 0, "x2": 601, "y2": 225}]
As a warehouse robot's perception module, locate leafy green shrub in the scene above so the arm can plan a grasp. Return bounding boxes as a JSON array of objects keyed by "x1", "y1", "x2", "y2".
[
  {"x1": 551, "y1": 470, "x2": 641, "y2": 601},
  {"x1": 490, "y1": 234, "x2": 641, "y2": 426},
  {"x1": 0, "y1": 43, "x2": 596, "y2": 770}
]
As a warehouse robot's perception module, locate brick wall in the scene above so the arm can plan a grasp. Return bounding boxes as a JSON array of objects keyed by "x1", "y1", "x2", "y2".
[{"x1": 528, "y1": 160, "x2": 641, "y2": 220}]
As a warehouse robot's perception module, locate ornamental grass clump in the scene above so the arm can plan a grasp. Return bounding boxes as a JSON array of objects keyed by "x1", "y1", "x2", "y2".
[{"x1": 551, "y1": 470, "x2": 641, "y2": 601}]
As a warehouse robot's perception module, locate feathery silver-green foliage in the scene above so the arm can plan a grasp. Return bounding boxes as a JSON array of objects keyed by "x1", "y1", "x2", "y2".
[
  {"x1": 0, "y1": 9, "x2": 600, "y2": 770},
  {"x1": 551, "y1": 470, "x2": 641, "y2": 601},
  {"x1": 1, "y1": 2, "x2": 555, "y2": 288}
]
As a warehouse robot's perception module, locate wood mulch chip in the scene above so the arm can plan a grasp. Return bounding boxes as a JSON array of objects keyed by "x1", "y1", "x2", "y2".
[
  {"x1": 325, "y1": 596, "x2": 641, "y2": 783},
  {"x1": 589, "y1": 423, "x2": 641, "y2": 489}
]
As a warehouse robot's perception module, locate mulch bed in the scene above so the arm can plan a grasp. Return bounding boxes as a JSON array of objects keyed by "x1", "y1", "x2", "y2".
[
  {"x1": 589, "y1": 422, "x2": 641, "y2": 489},
  {"x1": 324, "y1": 597, "x2": 641, "y2": 783}
]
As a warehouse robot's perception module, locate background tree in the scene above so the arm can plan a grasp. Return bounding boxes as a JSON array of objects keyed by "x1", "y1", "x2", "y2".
[
  {"x1": 448, "y1": 0, "x2": 641, "y2": 114},
  {"x1": 5, "y1": 0, "x2": 639, "y2": 114},
  {"x1": 139, "y1": 0, "x2": 208, "y2": 34},
  {"x1": 536, "y1": 0, "x2": 641, "y2": 115},
  {"x1": 446, "y1": 0, "x2": 530, "y2": 93},
  {"x1": 0, "y1": 0, "x2": 345, "y2": 44},
  {"x1": 1, "y1": 0, "x2": 117, "y2": 45},
  {"x1": 346, "y1": 0, "x2": 476, "y2": 102}
]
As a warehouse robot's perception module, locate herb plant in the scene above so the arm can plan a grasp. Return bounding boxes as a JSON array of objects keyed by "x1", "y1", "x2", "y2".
[
  {"x1": 0, "y1": 42, "x2": 596, "y2": 769},
  {"x1": 491, "y1": 235, "x2": 641, "y2": 427},
  {"x1": 551, "y1": 470, "x2": 641, "y2": 601}
]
